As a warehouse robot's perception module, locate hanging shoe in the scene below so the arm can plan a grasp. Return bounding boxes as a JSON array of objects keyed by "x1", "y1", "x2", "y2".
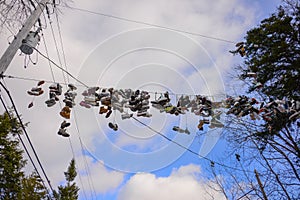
[
  {"x1": 172, "y1": 126, "x2": 186, "y2": 133},
  {"x1": 99, "y1": 106, "x2": 108, "y2": 114},
  {"x1": 49, "y1": 83, "x2": 58, "y2": 90},
  {"x1": 58, "y1": 128, "x2": 70, "y2": 137},
  {"x1": 121, "y1": 113, "x2": 133, "y2": 120},
  {"x1": 49, "y1": 83, "x2": 62, "y2": 95},
  {"x1": 45, "y1": 98, "x2": 56, "y2": 107},
  {"x1": 108, "y1": 122, "x2": 118, "y2": 131},
  {"x1": 142, "y1": 99, "x2": 149, "y2": 105},
  {"x1": 68, "y1": 83, "x2": 77, "y2": 91},
  {"x1": 65, "y1": 91, "x2": 77, "y2": 99},
  {"x1": 27, "y1": 90, "x2": 44, "y2": 96},
  {"x1": 37, "y1": 80, "x2": 45, "y2": 86},
  {"x1": 61, "y1": 120, "x2": 71, "y2": 129},
  {"x1": 79, "y1": 101, "x2": 91, "y2": 109},
  {"x1": 88, "y1": 87, "x2": 100, "y2": 95},
  {"x1": 31, "y1": 87, "x2": 42, "y2": 92},
  {"x1": 105, "y1": 110, "x2": 112, "y2": 118},
  {"x1": 184, "y1": 128, "x2": 190, "y2": 135},
  {"x1": 82, "y1": 90, "x2": 89, "y2": 96},
  {"x1": 49, "y1": 91, "x2": 56, "y2": 99},
  {"x1": 172, "y1": 126, "x2": 180, "y2": 132},
  {"x1": 63, "y1": 99, "x2": 75, "y2": 108},
  {"x1": 198, "y1": 120, "x2": 204, "y2": 130},
  {"x1": 60, "y1": 106, "x2": 71, "y2": 119},
  {"x1": 28, "y1": 102, "x2": 34, "y2": 108}
]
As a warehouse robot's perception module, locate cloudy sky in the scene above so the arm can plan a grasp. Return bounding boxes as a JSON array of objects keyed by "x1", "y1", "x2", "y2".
[{"x1": 0, "y1": 0, "x2": 282, "y2": 199}]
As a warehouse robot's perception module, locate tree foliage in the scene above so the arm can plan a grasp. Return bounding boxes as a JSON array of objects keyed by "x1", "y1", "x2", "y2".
[
  {"x1": 53, "y1": 159, "x2": 79, "y2": 200},
  {"x1": 0, "y1": 112, "x2": 25, "y2": 199},
  {"x1": 0, "y1": 111, "x2": 48, "y2": 199},
  {"x1": 240, "y1": 1, "x2": 300, "y2": 100},
  {"x1": 222, "y1": 1, "x2": 300, "y2": 199}
]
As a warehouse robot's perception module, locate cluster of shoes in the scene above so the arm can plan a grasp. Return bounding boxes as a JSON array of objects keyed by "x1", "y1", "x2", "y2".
[
  {"x1": 57, "y1": 120, "x2": 71, "y2": 137},
  {"x1": 125, "y1": 89, "x2": 151, "y2": 117},
  {"x1": 63, "y1": 84, "x2": 77, "y2": 108},
  {"x1": 259, "y1": 99, "x2": 300, "y2": 133},
  {"x1": 58, "y1": 84, "x2": 77, "y2": 120},
  {"x1": 229, "y1": 42, "x2": 246, "y2": 57},
  {"x1": 226, "y1": 96, "x2": 260, "y2": 120},
  {"x1": 80, "y1": 87, "x2": 100, "y2": 108},
  {"x1": 45, "y1": 83, "x2": 62, "y2": 107},
  {"x1": 225, "y1": 95, "x2": 300, "y2": 133},
  {"x1": 27, "y1": 81, "x2": 45, "y2": 108},
  {"x1": 27, "y1": 80, "x2": 45, "y2": 96},
  {"x1": 151, "y1": 91, "x2": 185, "y2": 116}
]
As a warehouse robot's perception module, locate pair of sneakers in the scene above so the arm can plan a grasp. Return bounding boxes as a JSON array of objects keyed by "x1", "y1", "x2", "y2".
[
  {"x1": 27, "y1": 81, "x2": 46, "y2": 107},
  {"x1": 172, "y1": 126, "x2": 190, "y2": 135},
  {"x1": 80, "y1": 95, "x2": 99, "y2": 108},
  {"x1": 27, "y1": 80, "x2": 45, "y2": 96},
  {"x1": 49, "y1": 83, "x2": 62, "y2": 96},
  {"x1": 63, "y1": 84, "x2": 77, "y2": 108},
  {"x1": 58, "y1": 120, "x2": 71, "y2": 137},
  {"x1": 27, "y1": 87, "x2": 44, "y2": 96},
  {"x1": 45, "y1": 83, "x2": 62, "y2": 107},
  {"x1": 108, "y1": 122, "x2": 118, "y2": 131}
]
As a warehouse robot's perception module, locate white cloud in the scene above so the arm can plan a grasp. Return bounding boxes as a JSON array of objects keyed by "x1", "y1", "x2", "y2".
[
  {"x1": 76, "y1": 155, "x2": 124, "y2": 194},
  {"x1": 118, "y1": 164, "x2": 226, "y2": 200}
]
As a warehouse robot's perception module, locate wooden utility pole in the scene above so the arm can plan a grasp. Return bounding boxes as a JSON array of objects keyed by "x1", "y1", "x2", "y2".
[
  {"x1": 0, "y1": 0, "x2": 51, "y2": 75},
  {"x1": 254, "y1": 169, "x2": 268, "y2": 200}
]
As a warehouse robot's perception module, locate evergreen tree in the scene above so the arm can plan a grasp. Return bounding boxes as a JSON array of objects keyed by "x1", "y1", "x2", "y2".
[
  {"x1": 0, "y1": 111, "x2": 48, "y2": 200},
  {"x1": 53, "y1": 159, "x2": 79, "y2": 200},
  {"x1": 0, "y1": 112, "x2": 25, "y2": 199},
  {"x1": 239, "y1": 1, "x2": 300, "y2": 100},
  {"x1": 19, "y1": 172, "x2": 48, "y2": 200}
]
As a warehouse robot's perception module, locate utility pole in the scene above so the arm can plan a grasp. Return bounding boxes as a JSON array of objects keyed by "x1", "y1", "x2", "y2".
[
  {"x1": 0, "y1": 0, "x2": 51, "y2": 75},
  {"x1": 254, "y1": 169, "x2": 268, "y2": 200}
]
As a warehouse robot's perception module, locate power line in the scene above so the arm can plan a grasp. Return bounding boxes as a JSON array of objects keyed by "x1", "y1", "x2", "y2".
[
  {"x1": 0, "y1": 81, "x2": 55, "y2": 194},
  {"x1": 132, "y1": 116, "x2": 254, "y2": 174},
  {"x1": 2, "y1": 74, "x2": 228, "y2": 99},
  {"x1": 54, "y1": 9, "x2": 70, "y2": 83},
  {"x1": 0, "y1": 93, "x2": 52, "y2": 200},
  {"x1": 33, "y1": 47, "x2": 89, "y2": 88},
  {"x1": 73, "y1": 111, "x2": 98, "y2": 200},
  {"x1": 44, "y1": 11, "x2": 97, "y2": 198},
  {"x1": 62, "y1": 5, "x2": 236, "y2": 44}
]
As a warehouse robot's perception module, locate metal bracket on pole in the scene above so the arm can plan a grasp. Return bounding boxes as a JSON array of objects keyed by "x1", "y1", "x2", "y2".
[{"x1": 0, "y1": 0, "x2": 51, "y2": 75}]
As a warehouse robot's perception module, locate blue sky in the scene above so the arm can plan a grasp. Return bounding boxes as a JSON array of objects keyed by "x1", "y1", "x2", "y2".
[{"x1": 0, "y1": 0, "x2": 282, "y2": 199}]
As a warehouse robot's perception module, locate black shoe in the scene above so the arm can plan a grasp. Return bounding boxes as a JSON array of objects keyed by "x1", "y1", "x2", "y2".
[{"x1": 61, "y1": 121, "x2": 71, "y2": 129}]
